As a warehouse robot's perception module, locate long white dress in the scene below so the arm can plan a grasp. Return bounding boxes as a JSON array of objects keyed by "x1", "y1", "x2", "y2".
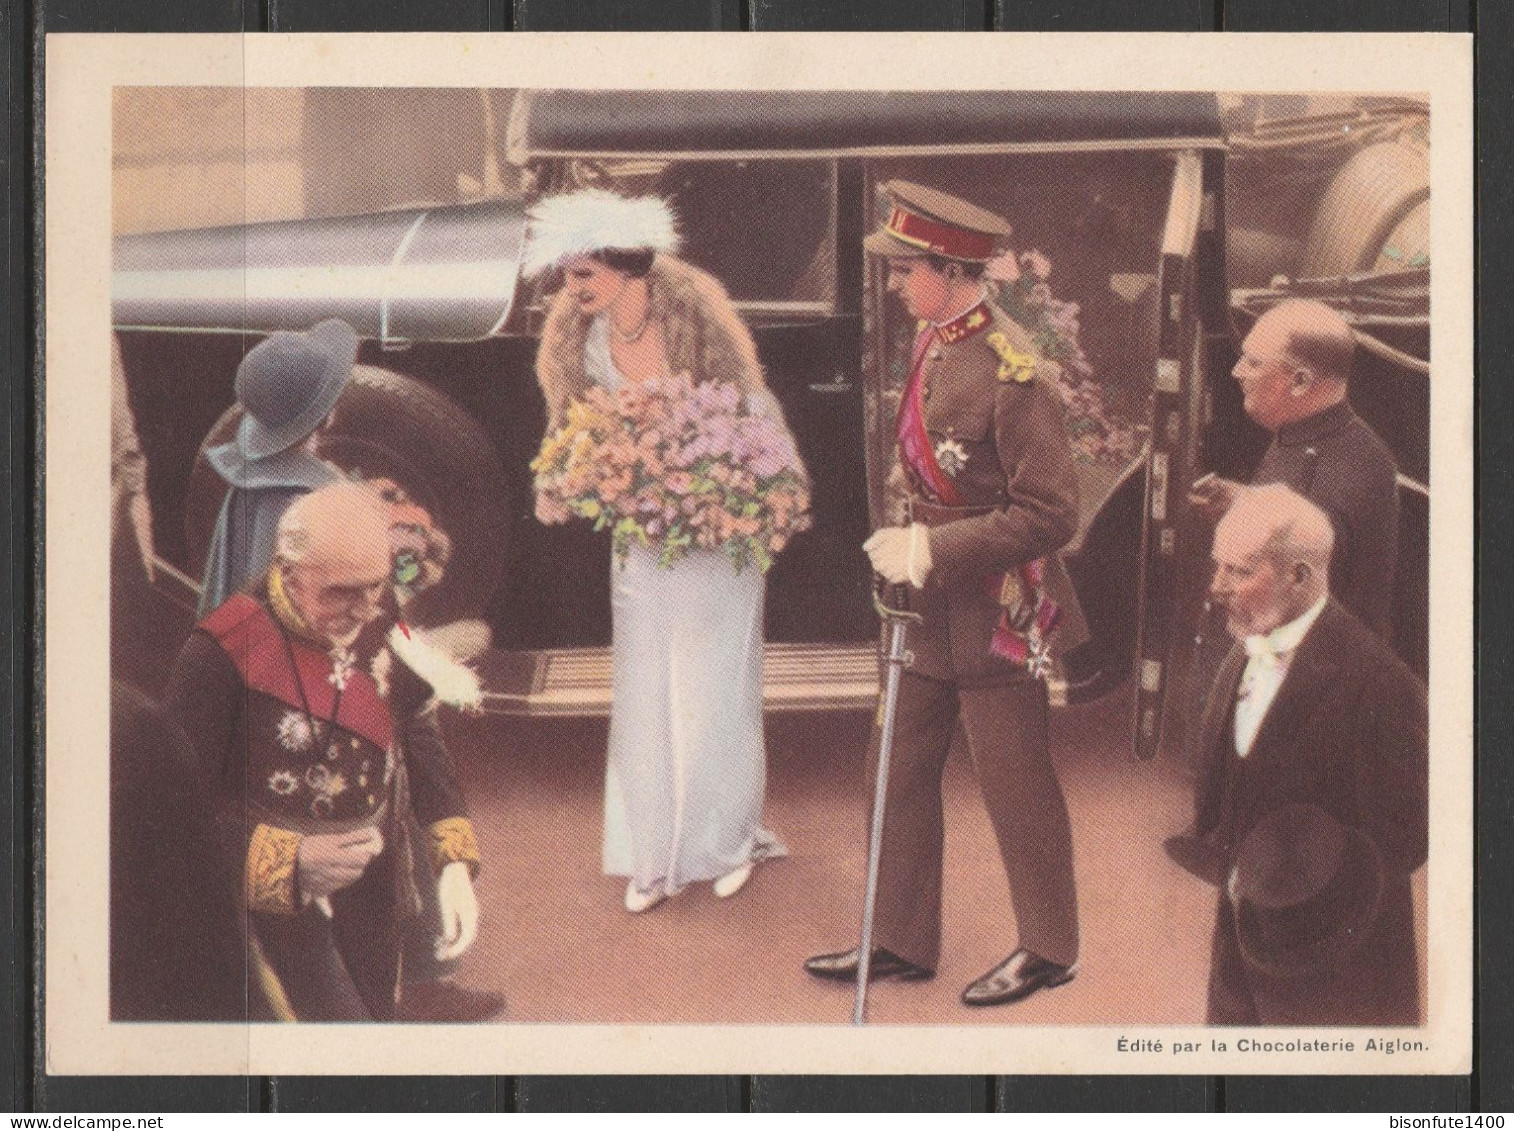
[{"x1": 585, "y1": 316, "x2": 786, "y2": 896}]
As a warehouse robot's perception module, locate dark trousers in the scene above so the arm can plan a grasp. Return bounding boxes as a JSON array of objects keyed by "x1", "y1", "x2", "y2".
[
  {"x1": 868, "y1": 672, "x2": 1080, "y2": 971},
  {"x1": 252, "y1": 851, "x2": 401, "y2": 1022}
]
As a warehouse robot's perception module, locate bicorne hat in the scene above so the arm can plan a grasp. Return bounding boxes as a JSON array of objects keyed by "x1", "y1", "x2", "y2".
[{"x1": 234, "y1": 319, "x2": 359, "y2": 461}]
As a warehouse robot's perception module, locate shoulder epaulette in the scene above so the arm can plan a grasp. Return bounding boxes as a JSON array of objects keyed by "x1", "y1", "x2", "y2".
[{"x1": 985, "y1": 330, "x2": 1038, "y2": 384}]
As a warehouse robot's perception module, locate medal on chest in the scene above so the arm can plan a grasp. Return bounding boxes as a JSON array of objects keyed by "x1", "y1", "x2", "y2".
[{"x1": 933, "y1": 438, "x2": 969, "y2": 476}]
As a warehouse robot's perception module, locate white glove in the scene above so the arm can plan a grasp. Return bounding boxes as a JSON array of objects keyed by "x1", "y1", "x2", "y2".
[
  {"x1": 296, "y1": 827, "x2": 384, "y2": 903},
  {"x1": 863, "y1": 524, "x2": 933, "y2": 588},
  {"x1": 434, "y1": 860, "x2": 480, "y2": 962}
]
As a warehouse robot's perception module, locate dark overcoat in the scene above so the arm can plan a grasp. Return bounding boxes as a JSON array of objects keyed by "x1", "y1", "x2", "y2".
[
  {"x1": 1251, "y1": 400, "x2": 1400, "y2": 634},
  {"x1": 1193, "y1": 598, "x2": 1428, "y2": 1025}
]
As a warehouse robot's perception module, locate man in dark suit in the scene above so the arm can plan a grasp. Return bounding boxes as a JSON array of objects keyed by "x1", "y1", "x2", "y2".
[
  {"x1": 1169, "y1": 297, "x2": 1403, "y2": 837},
  {"x1": 1191, "y1": 298, "x2": 1399, "y2": 634},
  {"x1": 1184, "y1": 485, "x2": 1427, "y2": 1024}
]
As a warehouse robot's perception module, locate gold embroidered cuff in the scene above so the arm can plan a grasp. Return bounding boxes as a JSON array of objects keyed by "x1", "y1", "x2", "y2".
[
  {"x1": 246, "y1": 823, "x2": 301, "y2": 916},
  {"x1": 429, "y1": 817, "x2": 481, "y2": 878}
]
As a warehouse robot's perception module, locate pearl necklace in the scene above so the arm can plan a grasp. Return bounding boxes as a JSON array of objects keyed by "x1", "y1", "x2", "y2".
[{"x1": 611, "y1": 311, "x2": 652, "y2": 344}]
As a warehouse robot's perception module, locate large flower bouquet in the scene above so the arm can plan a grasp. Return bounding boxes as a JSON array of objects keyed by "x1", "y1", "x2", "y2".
[
  {"x1": 985, "y1": 249, "x2": 1149, "y2": 467},
  {"x1": 531, "y1": 372, "x2": 812, "y2": 574}
]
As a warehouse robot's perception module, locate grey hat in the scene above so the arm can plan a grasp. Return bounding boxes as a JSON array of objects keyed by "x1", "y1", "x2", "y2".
[{"x1": 235, "y1": 319, "x2": 359, "y2": 461}]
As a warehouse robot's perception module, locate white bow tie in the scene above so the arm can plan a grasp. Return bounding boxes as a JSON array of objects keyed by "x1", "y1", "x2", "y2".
[{"x1": 1243, "y1": 634, "x2": 1288, "y2": 670}]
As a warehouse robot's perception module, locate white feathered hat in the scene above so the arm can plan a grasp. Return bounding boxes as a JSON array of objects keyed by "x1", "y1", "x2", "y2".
[{"x1": 521, "y1": 188, "x2": 681, "y2": 279}]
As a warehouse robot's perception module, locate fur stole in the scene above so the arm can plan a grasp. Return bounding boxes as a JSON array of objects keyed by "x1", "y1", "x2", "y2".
[{"x1": 536, "y1": 254, "x2": 769, "y2": 430}]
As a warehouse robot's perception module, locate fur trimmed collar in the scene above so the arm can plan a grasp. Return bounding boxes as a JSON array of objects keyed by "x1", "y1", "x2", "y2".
[{"x1": 535, "y1": 254, "x2": 769, "y2": 430}]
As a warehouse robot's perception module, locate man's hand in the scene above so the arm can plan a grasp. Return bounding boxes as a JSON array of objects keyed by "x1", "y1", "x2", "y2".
[
  {"x1": 864, "y1": 524, "x2": 932, "y2": 588},
  {"x1": 1188, "y1": 473, "x2": 1246, "y2": 522},
  {"x1": 296, "y1": 827, "x2": 384, "y2": 902},
  {"x1": 434, "y1": 860, "x2": 480, "y2": 962}
]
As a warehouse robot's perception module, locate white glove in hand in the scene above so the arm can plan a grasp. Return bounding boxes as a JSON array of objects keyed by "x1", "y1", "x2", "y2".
[
  {"x1": 864, "y1": 524, "x2": 932, "y2": 588},
  {"x1": 434, "y1": 860, "x2": 480, "y2": 962},
  {"x1": 296, "y1": 828, "x2": 384, "y2": 903},
  {"x1": 907, "y1": 522, "x2": 932, "y2": 588}
]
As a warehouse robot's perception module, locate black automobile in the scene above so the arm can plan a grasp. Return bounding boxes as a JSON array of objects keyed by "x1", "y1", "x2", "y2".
[{"x1": 111, "y1": 88, "x2": 1429, "y2": 758}]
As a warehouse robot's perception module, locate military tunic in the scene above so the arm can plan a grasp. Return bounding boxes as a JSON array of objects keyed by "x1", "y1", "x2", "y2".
[
  {"x1": 163, "y1": 591, "x2": 481, "y2": 1022},
  {"x1": 869, "y1": 300, "x2": 1083, "y2": 971}
]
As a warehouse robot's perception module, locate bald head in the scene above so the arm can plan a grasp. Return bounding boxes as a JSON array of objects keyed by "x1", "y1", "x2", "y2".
[
  {"x1": 1233, "y1": 299, "x2": 1356, "y2": 431},
  {"x1": 1261, "y1": 299, "x2": 1357, "y2": 385},
  {"x1": 1211, "y1": 485, "x2": 1334, "y2": 638},
  {"x1": 276, "y1": 482, "x2": 393, "y2": 645}
]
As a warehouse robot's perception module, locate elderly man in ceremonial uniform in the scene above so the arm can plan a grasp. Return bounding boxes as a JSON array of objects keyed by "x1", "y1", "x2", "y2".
[
  {"x1": 163, "y1": 482, "x2": 485, "y2": 1022},
  {"x1": 1184, "y1": 486, "x2": 1426, "y2": 1024},
  {"x1": 806, "y1": 182, "x2": 1086, "y2": 1007}
]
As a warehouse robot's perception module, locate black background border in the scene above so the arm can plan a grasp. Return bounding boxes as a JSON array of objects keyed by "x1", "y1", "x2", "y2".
[{"x1": 4, "y1": 0, "x2": 1501, "y2": 1112}]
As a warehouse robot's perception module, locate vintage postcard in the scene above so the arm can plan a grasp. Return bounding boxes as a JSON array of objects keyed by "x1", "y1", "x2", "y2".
[{"x1": 43, "y1": 32, "x2": 1473, "y2": 1075}]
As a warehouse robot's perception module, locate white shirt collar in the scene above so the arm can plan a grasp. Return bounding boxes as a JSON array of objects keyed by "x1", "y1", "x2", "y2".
[{"x1": 1243, "y1": 595, "x2": 1328, "y2": 666}]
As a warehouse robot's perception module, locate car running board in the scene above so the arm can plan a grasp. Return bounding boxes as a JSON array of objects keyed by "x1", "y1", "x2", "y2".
[{"x1": 474, "y1": 643, "x2": 1069, "y2": 717}]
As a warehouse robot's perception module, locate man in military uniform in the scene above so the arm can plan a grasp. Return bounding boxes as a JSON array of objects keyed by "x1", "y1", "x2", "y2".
[
  {"x1": 806, "y1": 182, "x2": 1085, "y2": 1007},
  {"x1": 163, "y1": 482, "x2": 485, "y2": 1021}
]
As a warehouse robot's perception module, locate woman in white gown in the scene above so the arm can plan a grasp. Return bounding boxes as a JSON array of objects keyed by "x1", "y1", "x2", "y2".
[{"x1": 525, "y1": 189, "x2": 802, "y2": 912}]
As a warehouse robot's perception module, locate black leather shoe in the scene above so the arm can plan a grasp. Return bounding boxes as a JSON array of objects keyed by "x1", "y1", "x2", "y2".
[
  {"x1": 804, "y1": 947, "x2": 934, "y2": 983},
  {"x1": 961, "y1": 949, "x2": 1076, "y2": 1006}
]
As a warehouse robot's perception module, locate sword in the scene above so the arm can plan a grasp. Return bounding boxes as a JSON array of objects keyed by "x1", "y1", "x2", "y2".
[{"x1": 853, "y1": 580, "x2": 922, "y2": 1026}]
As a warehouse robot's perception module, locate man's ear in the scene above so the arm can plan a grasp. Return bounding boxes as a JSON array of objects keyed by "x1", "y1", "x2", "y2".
[{"x1": 1292, "y1": 561, "x2": 1313, "y2": 586}]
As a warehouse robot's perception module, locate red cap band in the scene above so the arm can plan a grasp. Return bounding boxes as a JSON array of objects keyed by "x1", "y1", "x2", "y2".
[{"x1": 887, "y1": 205, "x2": 996, "y2": 261}]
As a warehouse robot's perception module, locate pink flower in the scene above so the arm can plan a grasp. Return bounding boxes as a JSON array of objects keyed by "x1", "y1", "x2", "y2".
[
  {"x1": 535, "y1": 493, "x2": 569, "y2": 525},
  {"x1": 984, "y1": 252, "x2": 1022, "y2": 283},
  {"x1": 1021, "y1": 250, "x2": 1052, "y2": 281},
  {"x1": 530, "y1": 374, "x2": 811, "y2": 572}
]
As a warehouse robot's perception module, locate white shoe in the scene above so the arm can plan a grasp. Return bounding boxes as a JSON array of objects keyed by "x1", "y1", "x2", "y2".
[
  {"x1": 712, "y1": 861, "x2": 755, "y2": 899},
  {"x1": 624, "y1": 881, "x2": 667, "y2": 913}
]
